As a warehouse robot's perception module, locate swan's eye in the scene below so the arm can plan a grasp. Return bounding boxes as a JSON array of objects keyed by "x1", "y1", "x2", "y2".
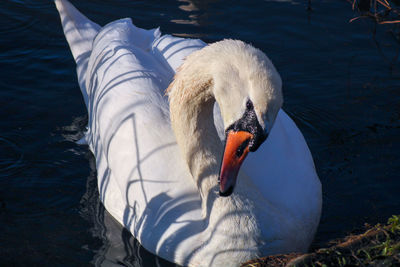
[
  {"x1": 236, "y1": 138, "x2": 250, "y2": 158},
  {"x1": 246, "y1": 99, "x2": 253, "y2": 110}
]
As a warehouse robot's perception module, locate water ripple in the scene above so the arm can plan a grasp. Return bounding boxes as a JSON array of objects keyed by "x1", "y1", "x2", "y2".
[
  {"x1": 0, "y1": 136, "x2": 24, "y2": 178},
  {"x1": 0, "y1": 15, "x2": 37, "y2": 35}
]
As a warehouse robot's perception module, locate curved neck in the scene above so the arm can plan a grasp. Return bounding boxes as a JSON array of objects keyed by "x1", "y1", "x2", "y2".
[
  {"x1": 167, "y1": 49, "x2": 268, "y2": 222},
  {"x1": 169, "y1": 78, "x2": 266, "y2": 260},
  {"x1": 169, "y1": 67, "x2": 222, "y2": 206}
]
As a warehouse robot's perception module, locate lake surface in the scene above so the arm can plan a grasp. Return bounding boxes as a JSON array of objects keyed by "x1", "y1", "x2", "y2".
[{"x1": 1, "y1": 0, "x2": 399, "y2": 266}]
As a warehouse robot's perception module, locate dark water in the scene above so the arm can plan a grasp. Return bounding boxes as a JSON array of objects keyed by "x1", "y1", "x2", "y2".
[{"x1": 1, "y1": 0, "x2": 399, "y2": 265}]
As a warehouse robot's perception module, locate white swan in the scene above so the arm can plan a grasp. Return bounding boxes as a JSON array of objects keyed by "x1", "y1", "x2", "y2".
[{"x1": 55, "y1": 0, "x2": 322, "y2": 266}]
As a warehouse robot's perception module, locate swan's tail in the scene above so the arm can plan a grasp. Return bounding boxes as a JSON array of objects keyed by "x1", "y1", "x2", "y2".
[
  {"x1": 55, "y1": 0, "x2": 100, "y2": 62},
  {"x1": 55, "y1": 0, "x2": 100, "y2": 106}
]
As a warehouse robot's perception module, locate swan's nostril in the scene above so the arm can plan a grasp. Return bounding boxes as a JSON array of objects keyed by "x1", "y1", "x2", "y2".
[{"x1": 236, "y1": 138, "x2": 250, "y2": 158}]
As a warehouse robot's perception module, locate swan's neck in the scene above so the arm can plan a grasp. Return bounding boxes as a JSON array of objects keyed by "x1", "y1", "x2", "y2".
[
  {"x1": 169, "y1": 71, "x2": 222, "y2": 209},
  {"x1": 168, "y1": 50, "x2": 262, "y2": 220},
  {"x1": 169, "y1": 73, "x2": 263, "y2": 257}
]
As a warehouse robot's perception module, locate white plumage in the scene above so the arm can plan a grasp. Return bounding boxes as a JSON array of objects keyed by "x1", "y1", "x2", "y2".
[{"x1": 55, "y1": 0, "x2": 322, "y2": 266}]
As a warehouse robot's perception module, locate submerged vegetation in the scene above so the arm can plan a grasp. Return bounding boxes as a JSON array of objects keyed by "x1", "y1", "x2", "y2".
[
  {"x1": 349, "y1": 0, "x2": 400, "y2": 69},
  {"x1": 348, "y1": 0, "x2": 400, "y2": 24},
  {"x1": 241, "y1": 215, "x2": 400, "y2": 267}
]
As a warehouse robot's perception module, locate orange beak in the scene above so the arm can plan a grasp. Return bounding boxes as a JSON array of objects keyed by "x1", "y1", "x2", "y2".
[{"x1": 219, "y1": 131, "x2": 253, "y2": 196}]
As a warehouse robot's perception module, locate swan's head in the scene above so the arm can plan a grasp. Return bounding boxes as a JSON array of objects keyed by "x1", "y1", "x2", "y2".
[
  {"x1": 168, "y1": 40, "x2": 282, "y2": 197},
  {"x1": 209, "y1": 40, "x2": 283, "y2": 196}
]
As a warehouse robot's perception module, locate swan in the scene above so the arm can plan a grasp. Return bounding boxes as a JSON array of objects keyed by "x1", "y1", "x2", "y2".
[{"x1": 55, "y1": 0, "x2": 322, "y2": 266}]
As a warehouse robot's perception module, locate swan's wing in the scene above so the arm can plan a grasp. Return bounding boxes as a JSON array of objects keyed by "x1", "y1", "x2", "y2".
[
  {"x1": 85, "y1": 17, "x2": 201, "y2": 212},
  {"x1": 152, "y1": 34, "x2": 206, "y2": 74},
  {"x1": 56, "y1": 0, "x2": 203, "y2": 250},
  {"x1": 56, "y1": 0, "x2": 161, "y2": 107},
  {"x1": 55, "y1": 0, "x2": 100, "y2": 107}
]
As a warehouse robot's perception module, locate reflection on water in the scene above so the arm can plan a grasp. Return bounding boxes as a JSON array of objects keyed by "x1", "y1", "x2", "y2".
[
  {"x1": 61, "y1": 115, "x2": 88, "y2": 144},
  {"x1": 173, "y1": 1, "x2": 199, "y2": 26},
  {"x1": 178, "y1": 0, "x2": 199, "y2": 12},
  {"x1": 0, "y1": 0, "x2": 399, "y2": 265},
  {"x1": 170, "y1": 0, "x2": 220, "y2": 36}
]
